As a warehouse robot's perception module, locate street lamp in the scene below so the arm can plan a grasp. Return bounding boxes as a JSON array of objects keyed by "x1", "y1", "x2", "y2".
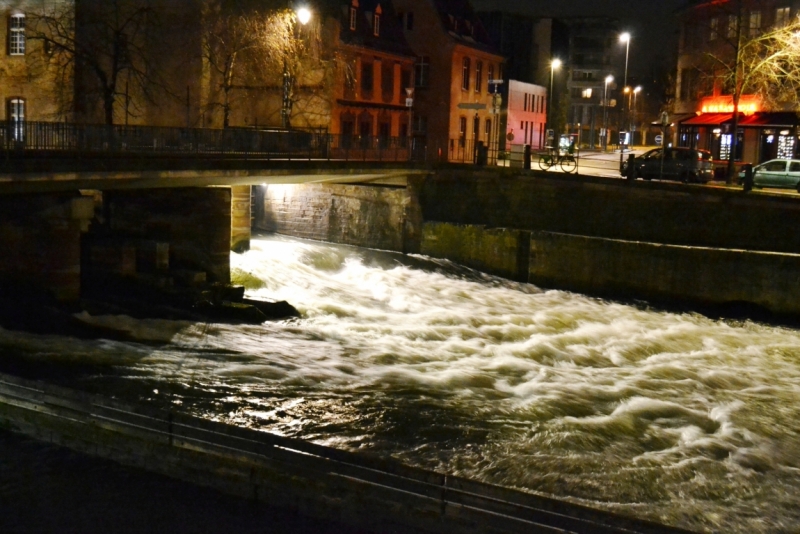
[
  {"x1": 547, "y1": 58, "x2": 561, "y2": 147},
  {"x1": 282, "y1": 6, "x2": 312, "y2": 129},
  {"x1": 603, "y1": 74, "x2": 613, "y2": 151}
]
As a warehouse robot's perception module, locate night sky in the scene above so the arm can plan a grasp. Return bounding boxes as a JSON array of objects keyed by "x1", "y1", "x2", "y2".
[{"x1": 470, "y1": 0, "x2": 688, "y2": 77}]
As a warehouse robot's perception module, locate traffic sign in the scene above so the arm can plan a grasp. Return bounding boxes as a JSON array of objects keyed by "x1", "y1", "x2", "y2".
[
  {"x1": 655, "y1": 134, "x2": 663, "y2": 145},
  {"x1": 489, "y1": 79, "x2": 504, "y2": 85}
]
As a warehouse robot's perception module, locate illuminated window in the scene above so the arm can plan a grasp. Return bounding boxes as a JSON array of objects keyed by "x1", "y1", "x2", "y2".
[
  {"x1": 727, "y1": 14, "x2": 737, "y2": 38},
  {"x1": 373, "y1": 5, "x2": 381, "y2": 36},
  {"x1": 749, "y1": 10, "x2": 761, "y2": 36},
  {"x1": 709, "y1": 17, "x2": 718, "y2": 41},
  {"x1": 776, "y1": 7, "x2": 790, "y2": 26},
  {"x1": 349, "y1": 0, "x2": 358, "y2": 31},
  {"x1": 8, "y1": 14, "x2": 25, "y2": 55},
  {"x1": 7, "y1": 98, "x2": 25, "y2": 141}
]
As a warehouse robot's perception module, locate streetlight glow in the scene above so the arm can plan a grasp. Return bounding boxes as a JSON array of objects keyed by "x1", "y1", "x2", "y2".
[
  {"x1": 296, "y1": 7, "x2": 311, "y2": 24},
  {"x1": 603, "y1": 75, "x2": 613, "y2": 151}
]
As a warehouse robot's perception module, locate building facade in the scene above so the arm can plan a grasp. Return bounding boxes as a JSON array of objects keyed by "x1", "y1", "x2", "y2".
[
  {"x1": 0, "y1": 0, "x2": 73, "y2": 134},
  {"x1": 505, "y1": 79, "x2": 547, "y2": 151},
  {"x1": 675, "y1": 0, "x2": 800, "y2": 166},
  {"x1": 392, "y1": 0, "x2": 505, "y2": 162},
  {"x1": 561, "y1": 17, "x2": 622, "y2": 149}
]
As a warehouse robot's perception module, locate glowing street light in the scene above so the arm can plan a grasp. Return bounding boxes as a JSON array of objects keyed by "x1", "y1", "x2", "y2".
[
  {"x1": 282, "y1": 6, "x2": 312, "y2": 129},
  {"x1": 547, "y1": 58, "x2": 561, "y2": 146}
]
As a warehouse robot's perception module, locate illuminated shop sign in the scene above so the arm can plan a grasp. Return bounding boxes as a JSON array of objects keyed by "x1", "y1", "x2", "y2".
[{"x1": 699, "y1": 95, "x2": 761, "y2": 114}]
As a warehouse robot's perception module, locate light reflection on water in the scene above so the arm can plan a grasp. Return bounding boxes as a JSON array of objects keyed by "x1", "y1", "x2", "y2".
[{"x1": 2, "y1": 234, "x2": 800, "y2": 533}]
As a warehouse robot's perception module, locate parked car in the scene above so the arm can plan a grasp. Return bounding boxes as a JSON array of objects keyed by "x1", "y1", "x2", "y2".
[
  {"x1": 738, "y1": 159, "x2": 800, "y2": 192},
  {"x1": 620, "y1": 147, "x2": 714, "y2": 183}
]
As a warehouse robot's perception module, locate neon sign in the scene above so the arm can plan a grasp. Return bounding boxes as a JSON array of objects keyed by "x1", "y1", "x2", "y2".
[{"x1": 700, "y1": 95, "x2": 761, "y2": 115}]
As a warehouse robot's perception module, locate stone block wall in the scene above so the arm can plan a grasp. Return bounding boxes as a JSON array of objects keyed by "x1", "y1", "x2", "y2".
[
  {"x1": 103, "y1": 188, "x2": 232, "y2": 283},
  {"x1": 421, "y1": 223, "x2": 530, "y2": 282},
  {"x1": 420, "y1": 169, "x2": 800, "y2": 254},
  {"x1": 254, "y1": 183, "x2": 419, "y2": 253},
  {"x1": 0, "y1": 193, "x2": 94, "y2": 302}
]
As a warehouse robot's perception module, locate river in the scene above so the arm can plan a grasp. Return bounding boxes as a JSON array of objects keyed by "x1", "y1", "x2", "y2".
[{"x1": 2, "y1": 234, "x2": 800, "y2": 533}]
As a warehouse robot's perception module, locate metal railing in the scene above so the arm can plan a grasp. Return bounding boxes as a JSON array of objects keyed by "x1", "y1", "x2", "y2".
[
  {"x1": 0, "y1": 121, "x2": 430, "y2": 163},
  {"x1": 0, "y1": 372, "x2": 695, "y2": 534}
]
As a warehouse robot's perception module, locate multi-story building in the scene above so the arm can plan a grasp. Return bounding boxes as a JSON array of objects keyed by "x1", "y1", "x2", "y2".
[
  {"x1": 561, "y1": 17, "x2": 621, "y2": 149},
  {"x1": 675, "y1": 0, "x2": 800, "y2": 165},
  {"x1": 0, "y1": 0, "x2": 73, "y2": 135},
  {"x1": 328, "y1": 0, "x2": 416, "y2": 145},
  {"x1": 392, "y1": 0, "x2": 505, "y2": 162},
  {"x1": 478, "y1": 10, "x2": 552, "y2": 152}
]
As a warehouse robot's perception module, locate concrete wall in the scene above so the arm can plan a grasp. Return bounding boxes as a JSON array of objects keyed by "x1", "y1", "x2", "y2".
[
  {"x1": 421, "y1": 223, "x2": 530, "y2": 282},
  {"x1": 230, "y1": 185, "x2": 251, "y2": 253},
  {"x1": 419, "y1": 169, "x2": 800, "y2": 254},
  {"x1": 0, "y1": 193, "x2": 94, "y2": 302},
  {"x1": 103, "y1": 188, "x2": 232, "y2": 283},
  {"x1": 254, "y1": 183, "x2": 420, "y2": 253}
]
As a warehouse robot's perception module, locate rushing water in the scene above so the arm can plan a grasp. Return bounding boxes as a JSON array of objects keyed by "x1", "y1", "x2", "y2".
[{"x1": 2, "y1": 234, "x2": 800, "y2": 533}]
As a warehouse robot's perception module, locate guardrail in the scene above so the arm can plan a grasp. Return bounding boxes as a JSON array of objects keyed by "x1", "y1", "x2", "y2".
[
  {"x1": 0, "y1": 121, "x2": 426, "y2": 163},
  {"x1": 0, "y1": 372, "x2": 695, "y2": 534}
]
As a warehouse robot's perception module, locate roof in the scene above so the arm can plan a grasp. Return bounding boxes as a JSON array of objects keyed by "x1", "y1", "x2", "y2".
[
  {"x1": 430, "y1": 0, "x2": 500, "y2": 54},
  {"x1": 333, "y1": 0, "x2": 415, "y2": 57}
]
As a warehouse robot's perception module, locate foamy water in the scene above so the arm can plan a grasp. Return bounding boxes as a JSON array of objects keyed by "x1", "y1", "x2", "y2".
[{"x1": 2, "y1": 234, "x2": 800, "y2": 533}]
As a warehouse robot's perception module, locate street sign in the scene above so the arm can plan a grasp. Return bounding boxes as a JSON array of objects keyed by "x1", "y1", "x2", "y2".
[
  {"x1": 488, "y1": 79, "x2": 504, "y2": 85},
  {"x1": 655, "y1": 134, "x2": 663, "y2": 145},
  {"x1": 405, "y1": 98, "x2": 413, "y2": 107},
  {"x1": 457, "y1": 102, "x2": 486, "y2": 110}
]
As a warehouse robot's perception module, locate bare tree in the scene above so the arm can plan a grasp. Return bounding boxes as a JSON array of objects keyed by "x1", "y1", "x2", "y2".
[
  {"x1": 695, "y1": 2, "x2": 800, "y2": 182},
  {"x1": 200, "y1": 6, "x2": 261, "y2": 128},
  {"x1": 29, "y1": 0, "x2": 169, "y2": 125}
]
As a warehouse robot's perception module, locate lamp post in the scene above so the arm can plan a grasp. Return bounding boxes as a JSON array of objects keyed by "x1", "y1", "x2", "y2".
[
  {"x1": 619, "y1": 32, "x2": 630, "y2": 147},
  {"x1": 282, "y1": 6, "x2": 311, "y2": 129},
  {"x1": 632, "y1": 86, "x2": 641, "y2": 145},
  {"x1": 603, "y1": 74, "x2": 613, "y2": 151},
  {"x1": 547, "y1": 58, "x2": 561, "y2": 148}
]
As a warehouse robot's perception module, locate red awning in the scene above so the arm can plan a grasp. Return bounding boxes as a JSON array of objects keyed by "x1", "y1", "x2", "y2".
[
  {"x1": 680, "y1": 113, "x2": 733, "y2": 126},
  {"x1": 737, "y1": 112, "x2": 799, "y2": 127}
]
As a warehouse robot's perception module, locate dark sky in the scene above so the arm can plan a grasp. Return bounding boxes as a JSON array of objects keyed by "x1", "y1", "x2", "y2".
[{"x1": 470, "y1": 0, "x2": 688, "y2": 77}]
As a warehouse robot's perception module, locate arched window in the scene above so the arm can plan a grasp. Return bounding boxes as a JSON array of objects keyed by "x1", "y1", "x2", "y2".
[
  {"x1": 8, "y1": 13, "x2": 25, "y2": 55},
  {"x1": 373, "y1": 5, "x2": 381, "y2": 36}
]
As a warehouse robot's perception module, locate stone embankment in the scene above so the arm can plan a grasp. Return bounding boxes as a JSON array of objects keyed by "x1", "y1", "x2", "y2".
[{"x1": 255, "y1": 167, "x2": 800, "y2": 321}]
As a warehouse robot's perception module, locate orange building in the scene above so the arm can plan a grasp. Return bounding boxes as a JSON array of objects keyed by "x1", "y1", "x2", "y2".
[
  {"x1": 391, "y1": 0, "x2": 505, "y2": 162},
  {"x1": 328, "y1": 0, "x2": 416, "y2": 150}
]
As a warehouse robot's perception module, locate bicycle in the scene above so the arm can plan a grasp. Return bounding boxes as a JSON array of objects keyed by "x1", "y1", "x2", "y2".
[{"x1": 538, "y1": 150, "x2": 577, "y2": 173}]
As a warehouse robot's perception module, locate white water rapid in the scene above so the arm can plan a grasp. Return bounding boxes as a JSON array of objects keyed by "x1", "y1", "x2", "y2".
[{"x1": 2, "y1": 234, "x2": 800, "y2": 533}]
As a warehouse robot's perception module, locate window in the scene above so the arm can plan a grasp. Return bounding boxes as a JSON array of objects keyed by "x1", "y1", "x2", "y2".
[
  {"x1": 776, "y1": 7, "x2": 791, "y2": 26},
  {"x1": 475, "y1": 61, "x2": 482, "y2": 93},
  {"x1": 349, "y1": 0, "x2": 358, "y2": 31},
  {"x1": 709, "y1": 17, "x2": 718, "y2": 41},
  {"x1": 727, "y1": 14, "x2": 737, "y2": 38},
  {"x1": 459, "y1": 116, "x2": 466, "y2": 147},
  {"x1": 485, "y1": 119, "x2": 491, "y2": 138},
  {"x1": 7, "y1": 98, "x2": 24, "y2": 141},
  {"x1": 373, "y1": 5, "x2": 381, "y2": 36},
  {"x1": 749, "y1": 10, "x2": 761, "y2": 36},
  {"x1": 361, "y1": 59, "x2": 373, "y2": 97},
  {"x1": 462, "y1": 57, "x2": 470, "y2": 91},
  {"x1": 488, "y1": 64, "x2": 494, "y2": 84},
  {"x1": 414, "y1": 56, "x2": 429, "y2": 88},
  {"x1": 8, "y1": 14, "x2": 25, "y2": 55}
]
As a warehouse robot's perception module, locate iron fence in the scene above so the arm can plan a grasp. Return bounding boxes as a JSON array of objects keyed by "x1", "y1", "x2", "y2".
[{"x1": 0, "y1": 121, "x2": 430, "y2": 162}]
